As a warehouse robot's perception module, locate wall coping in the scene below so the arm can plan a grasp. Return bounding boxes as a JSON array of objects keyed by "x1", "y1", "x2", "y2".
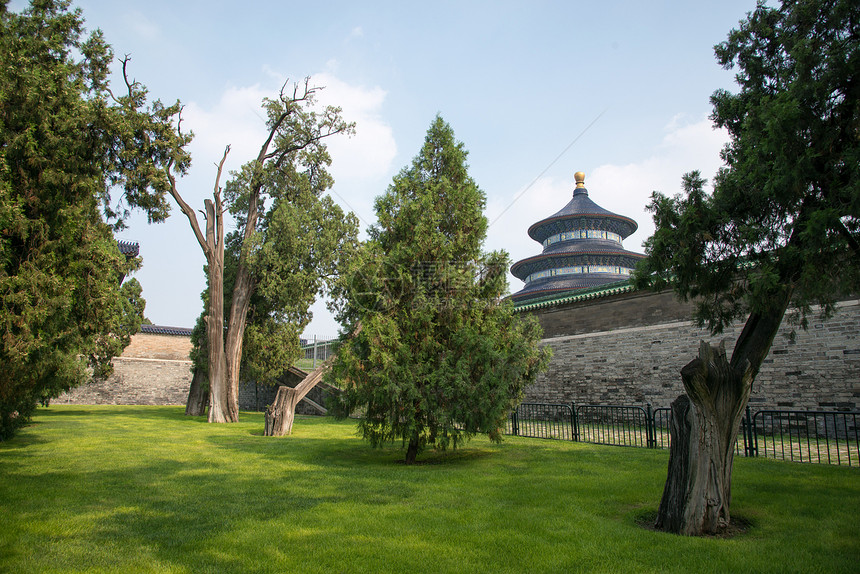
[
  {"x1": 113, "y1": 356, "x2": 193, "y2": 365},
  {"x1": 512, "y1": 280, "x2": 636, "y2": 312},
  {"x1": 540, "y1": 298, "x2": 860, "y2": 344}
]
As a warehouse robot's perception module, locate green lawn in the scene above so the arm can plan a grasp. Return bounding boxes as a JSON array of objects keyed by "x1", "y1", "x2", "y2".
[
  {"x1": 294, "y1": 358, "x2": 316, "y2": 371},
  {"x1": 1, "y1": 406, "x2": 857, "y2": 573}
]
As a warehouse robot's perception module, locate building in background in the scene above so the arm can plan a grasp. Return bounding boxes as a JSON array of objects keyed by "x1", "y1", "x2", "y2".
[{"x1": 510, "y1": 172, "x2": 645, "y2": 304}]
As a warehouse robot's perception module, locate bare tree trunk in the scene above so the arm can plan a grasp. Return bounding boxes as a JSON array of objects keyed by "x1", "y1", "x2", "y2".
[
  {"x1": 225, "y1": 263, "x2": 254, "y2": 427},
  {"x1": 166, "y1": 146, "x2": 237, "y2": 423},
  {"x1": 203, "y1": 198, "x2": 237, "y2": 423},
  {"x1": 655, "y1": 341, "x2": 753, "y2": 534},
  {"x1": 405, "y1": 434, "x2": 419, "y2": 465},
  {"x1": 656, "y1": 289, "x2": 790, "y2": 536},
  {"x1": 264, "y1": 363, "x2": 329, "y2": 436},
  {"x1": 185, "y1": 369, "x2": 209, "y2": 416}
]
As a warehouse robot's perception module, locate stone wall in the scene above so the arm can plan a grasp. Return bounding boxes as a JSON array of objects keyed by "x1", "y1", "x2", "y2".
[
  {"x1": 523, "y1": 292, "x2": 860, "y2": 411},
  {"x1": 57, "y1": 332, "x2": 192, "y2": 406},
  {"x1": 59, "y1": 330, "x2": 334, "y2": 413}
]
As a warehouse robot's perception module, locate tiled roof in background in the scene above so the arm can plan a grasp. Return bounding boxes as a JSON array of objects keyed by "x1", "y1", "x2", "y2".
[
  {"x1": 140, "y1": 324, "x2": 193, "y2": 337},
  {"x1": 117, "y1": 240, "x2": 140, "y2": 257},
  {"x1": 512, "y1": 280, "x2": 636, "y2": 312}
]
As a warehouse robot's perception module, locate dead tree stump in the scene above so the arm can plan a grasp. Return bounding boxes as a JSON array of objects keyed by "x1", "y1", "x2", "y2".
[{"x1": 264, "y1": 386, "x2": 299, "y2": 436}]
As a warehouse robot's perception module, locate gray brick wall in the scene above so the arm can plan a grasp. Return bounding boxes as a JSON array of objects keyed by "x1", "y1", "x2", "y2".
[
  {"x1": 57, "y1": 357, "x2": 191, "y2": 405},
  {"x1": 524, "y1": 296, "x2": 860, "y2": 411},
  {"x1": 57, "y1": 332, "x2": 192, "y2": 406},
  {"x1": 57, "y1": 296, "x2": 860, "y2": 414}
]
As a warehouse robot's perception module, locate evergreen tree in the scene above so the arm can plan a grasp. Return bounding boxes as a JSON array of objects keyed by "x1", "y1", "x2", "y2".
[
  {"x1": 329, "y1": 116, "x2": 550, "y2": 464},
  {"x1": 185, "y1": 192, "x2": 359, "y2": 420},
  {"x1": 634, "y1": 0, "x2": 859, "y2": 535},
  {"x1": 165, "y1": 80, "x2": 356, "y2": 423},
  {"x1": 0, "y1": 0, "x2": 188, "y2": 439}
]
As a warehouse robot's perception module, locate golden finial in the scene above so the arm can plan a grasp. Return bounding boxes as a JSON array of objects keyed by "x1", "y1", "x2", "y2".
[{"x1": 574, "y1": 171, "x2": 586, "y2": 189}]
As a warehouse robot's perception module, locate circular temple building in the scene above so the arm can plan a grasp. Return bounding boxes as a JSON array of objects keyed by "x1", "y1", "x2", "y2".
[{"x1": 510, "y1": 172, "x2": 645, "y2": 304}]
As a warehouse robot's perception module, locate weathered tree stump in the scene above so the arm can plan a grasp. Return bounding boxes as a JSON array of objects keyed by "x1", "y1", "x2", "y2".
[
  {"x1": 264, "y1": 386, "x2": 299, "y2": 436},
  {"x1": 655, "y1": 340, "x2": 752, "y2": 535},
  {"x1": 264, "y1": 363, "x2": 330, "y2": 436}
]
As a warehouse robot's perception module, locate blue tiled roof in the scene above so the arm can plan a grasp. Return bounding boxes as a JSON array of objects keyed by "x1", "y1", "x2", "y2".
[
  {"x1": 510, "y1": 248, "x2": 645, "y2": 280},
  {"x1": 117, "y1": 240, "x2": 140, "y2": 257},
  {"x1": 140, "y1": 324, "x2": 193, "y2": 336},
  {"x1": 527, "y1": 188, "x2": 638, "y2": 242}
]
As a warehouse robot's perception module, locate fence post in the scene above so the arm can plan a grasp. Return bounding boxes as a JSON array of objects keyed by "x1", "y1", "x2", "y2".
[
  {"x1": 745, "y1": 405, "x2": 758, "y2": 457},
  {"x1": 646, "y1": 403, "x2": 655, "y2": 449},
  {"x1": 571, "y1": 403, "x2": 579, "y2": 442},
  {"x1": 312, "y1": 335, "x2": 318, "y2": 368},
  {"x1": 511, "y1": 408, "x2": 519, "y2": 437},
  {"x1": 743, "y1": 406, "x2": 752, "y2": 457}
]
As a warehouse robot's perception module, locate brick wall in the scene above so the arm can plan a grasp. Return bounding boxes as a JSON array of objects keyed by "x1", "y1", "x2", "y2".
[
  {"x1": 57, "y1": 332, "x2": 192, "y2": 406},
  {"x1": 121, "y1": 332, "x2": 193, "y2": 361},
  {"x1": 59, "y1": 330, "x2": 335, "y2": 413},
  {"x1": 523, "y1": 293, "x2": 860, "y2": 411},
  {"x1": 58, "y1": 293, "x2": 860, "y2": 413}
]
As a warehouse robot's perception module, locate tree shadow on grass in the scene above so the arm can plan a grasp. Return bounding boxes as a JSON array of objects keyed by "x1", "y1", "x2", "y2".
[
  {"x1": 2, "y1": 454, "x2": 345, "y2": 571},
  {"x1": 396, "y1": 448, "x2": 496, "y2": 466},
  {"x1": 222, "y1": 428, "x2": 499, "y2": 469}
]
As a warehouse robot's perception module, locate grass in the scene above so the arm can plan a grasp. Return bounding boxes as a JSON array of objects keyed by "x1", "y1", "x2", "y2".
[
  {"x1": 1, "y1": 406, "x2": 858, "y2": 573},
  {"x1": 293, "y1": 358, "x2": 317, "y2": 371}
]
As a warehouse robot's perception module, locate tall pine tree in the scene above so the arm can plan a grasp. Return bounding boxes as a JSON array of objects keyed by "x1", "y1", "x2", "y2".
[{"x1": 329, "y1": 116, "x2": 550, "y2": 464}]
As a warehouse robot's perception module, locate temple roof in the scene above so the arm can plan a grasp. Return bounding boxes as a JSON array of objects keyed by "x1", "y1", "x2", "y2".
[
  {"x1": 527, "y1": 173, "x2": 638, "y2": 243},
  {"x1": 510, "y1": 275, "x2": 633, "y2": 302},
  {"x1": 528, "y1": 194, "x2": 638, "y2": 242},
  {"x1": 117, "y1": 240, "x2": 140, "y2": 257},
  {"x1": 510, "y1": 248, "x2": 644, "y2": 281},
  {"x1": 512, "y1": 279, "x2": 636, "y2": 310},
  {"x1": 509, "y1": 171, "x2": 645, "y2": 304}
]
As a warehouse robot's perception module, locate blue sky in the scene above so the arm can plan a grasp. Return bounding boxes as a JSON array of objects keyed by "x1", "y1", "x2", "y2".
[{"x1": 22, "y1": 1, "x2": 761, "y2": 335}]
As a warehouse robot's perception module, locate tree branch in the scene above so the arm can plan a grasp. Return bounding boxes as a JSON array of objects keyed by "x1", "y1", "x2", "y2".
[
  {"x1": 837, "y1": 218, "x2": 860, "y2": 261},
  {"x1": 165, "y1": 145, "x2": 231, "y2": 259}
]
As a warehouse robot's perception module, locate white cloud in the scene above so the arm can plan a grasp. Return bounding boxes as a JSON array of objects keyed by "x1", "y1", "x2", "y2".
[
  {"x1": 181, "y1": 74, "x2": 395, "y2": 194},
  {"x1": 309, "y1": 72, "x2": 397, "y2": 183},
  {"x1": 182, "y1": 84, "x2": 272, "y2": 179},
  {"x1": 590, "y1": 116, "x2": 728, "y2": 251},
  {"x1": 125, "y1": 11, "x2": 160, "y2": 41}
]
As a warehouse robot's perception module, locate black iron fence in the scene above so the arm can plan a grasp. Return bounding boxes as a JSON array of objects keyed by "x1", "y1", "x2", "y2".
[
  {"x1": 509, "y1": 403, "x2": 576, "y2": 441},
  {"x1": 507, "y1": 402, "x2": 860, "y2": 467}
]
